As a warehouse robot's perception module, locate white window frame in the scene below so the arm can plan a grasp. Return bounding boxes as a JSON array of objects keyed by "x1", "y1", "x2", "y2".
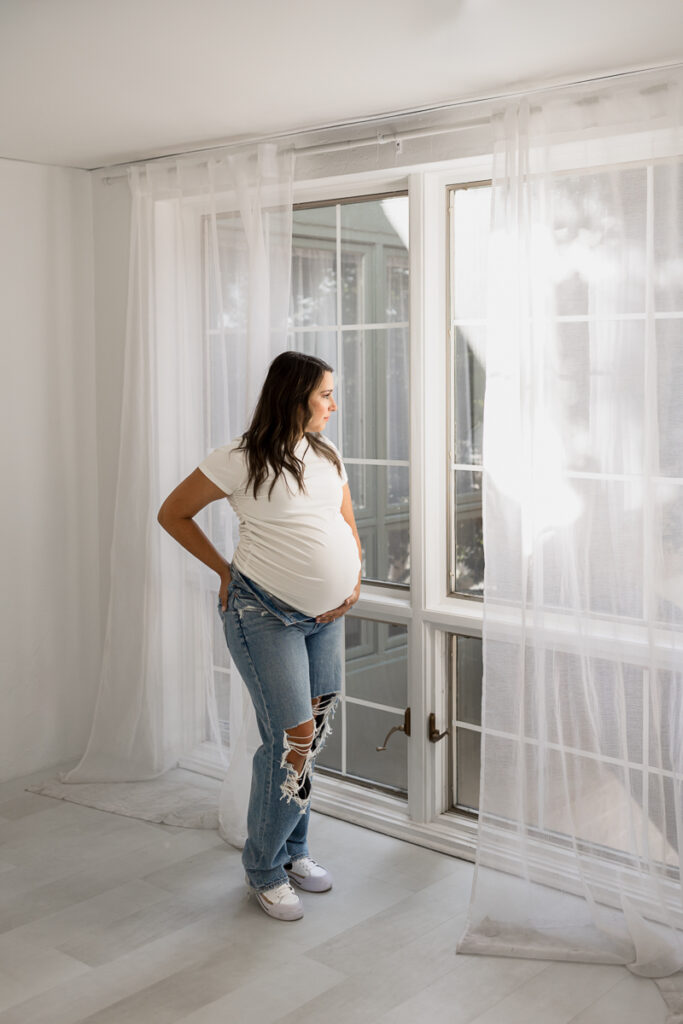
[
  {"x1": 171, "y1": 156, "x2": 497, "y2": 861},
  {"x1": 175, "y1": 130, "x2": 681, "y2": 868}
]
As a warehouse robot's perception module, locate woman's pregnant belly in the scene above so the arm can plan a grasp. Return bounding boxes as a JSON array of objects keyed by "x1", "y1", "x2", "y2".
[{"x1": 234, "y1": 512, "x2": 361, "y2": 617}]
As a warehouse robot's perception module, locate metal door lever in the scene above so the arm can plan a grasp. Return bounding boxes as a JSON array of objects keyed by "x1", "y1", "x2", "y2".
[
  {"x1": 428, "y1": 713, "x2": 449, "y2": 743},
  {"x1": 376, "y1": 707, "x2": 411, "y2": 751}
]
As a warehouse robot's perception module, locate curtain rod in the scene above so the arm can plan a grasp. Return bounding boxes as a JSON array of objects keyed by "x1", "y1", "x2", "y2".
[
  {"x1": 99, "y1": 60, "x2": 682, "y2": 185},
  {"x1": 101, "y1": 117, "x2": 490, "y2": 184}
]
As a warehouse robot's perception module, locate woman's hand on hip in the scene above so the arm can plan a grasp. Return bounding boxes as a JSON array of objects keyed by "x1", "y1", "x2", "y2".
[
  {"x1": 315, "y1": 580, "x2": 361, "y2": 623},
  {"x1": 218, "y1": 570, "x2": 232, "y2": 612}
]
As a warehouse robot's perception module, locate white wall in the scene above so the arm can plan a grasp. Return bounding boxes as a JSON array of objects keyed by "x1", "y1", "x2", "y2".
[
  {"x1": 90, "y1": 172, "x2": 132, "y2": 626},
  {"x1": 0, "y1": 158, "x2": 100, "y2": 780}
]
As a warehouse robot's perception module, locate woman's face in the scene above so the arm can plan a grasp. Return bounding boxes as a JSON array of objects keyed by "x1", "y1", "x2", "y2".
[{"x1": 305, "y1": 371, "x2": 337, "y2": 433}]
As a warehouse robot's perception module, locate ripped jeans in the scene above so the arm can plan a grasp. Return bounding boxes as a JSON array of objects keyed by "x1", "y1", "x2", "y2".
[{"x1": 218, "y1": 564, "x2": 342, "y2": 893}]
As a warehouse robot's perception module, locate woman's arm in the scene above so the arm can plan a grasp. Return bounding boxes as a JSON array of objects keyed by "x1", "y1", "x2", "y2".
[
  {"x1": 157, "y1": 469, "x2": 233, "y2": 608},
  {"x1": 340, "y1": 482, "x2": 362, "y2": 568},
  {"x1": 315, "y1": 483, "x2": 362, "y2": 624}
]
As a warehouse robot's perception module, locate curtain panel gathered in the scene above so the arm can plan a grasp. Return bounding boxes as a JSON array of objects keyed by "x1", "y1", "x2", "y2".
[
  {"x1": 458, "y1": 69, "x2": 683, "y2": 1022},
  {"x1": 61, "y1": 143, "x2": 295, "y2": 846}
]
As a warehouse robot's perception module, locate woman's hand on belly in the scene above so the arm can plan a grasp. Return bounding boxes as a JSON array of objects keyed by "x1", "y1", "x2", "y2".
[{"x1": 315, "y1": 578, "x2": 361, "y2": 624}]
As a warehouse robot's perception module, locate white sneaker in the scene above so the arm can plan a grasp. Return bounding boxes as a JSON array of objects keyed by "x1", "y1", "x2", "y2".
[
  {"x1": 245, "y1": 877, "x2": 304, "y2": 921},
  {"x1": 285, "y1": 856, "x2": 333, "y2": 893}
]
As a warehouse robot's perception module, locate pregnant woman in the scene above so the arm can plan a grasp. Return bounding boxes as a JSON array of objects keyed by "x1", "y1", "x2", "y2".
[{"x1": 157, "y1": 351, "x2": 362, "y2": 921}]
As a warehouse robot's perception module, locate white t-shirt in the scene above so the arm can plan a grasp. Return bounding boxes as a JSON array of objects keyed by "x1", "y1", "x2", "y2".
[{"x1": 198, "y1": 436, "x2": 361, "y2": 616}]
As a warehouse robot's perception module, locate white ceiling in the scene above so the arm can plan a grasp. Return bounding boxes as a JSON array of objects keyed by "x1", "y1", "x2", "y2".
[{"x1": 1, "y1": 0, "x2": 682, "y2": 171}]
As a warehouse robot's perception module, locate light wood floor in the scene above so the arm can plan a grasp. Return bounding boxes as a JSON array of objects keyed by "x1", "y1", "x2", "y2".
[{"x1": 0, "y1": 762, "x2": 668, "y2": 1024}]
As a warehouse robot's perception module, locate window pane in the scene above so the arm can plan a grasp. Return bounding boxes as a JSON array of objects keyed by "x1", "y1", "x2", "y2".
[
  {"x1": 287, "y1": 330, "x2": 339, "y2": 447},
  {"x1": 456, "y1": 636, "x2": 482, "y2": 727},
  {"x1": 554, "y1": 321, "x2": 645, "y2": 476},
  {"x1": 453, "y1": 469, "x2": 483, "y2": 596},
  {"x1": 552, "y1": 168, "x2": 647, "y2": 317},
  {"x1": 317, "y1": 615, "x2": 409, "y2": 795},
  {"x1": 385, "y1": 246, "x2": 410, "y2": 323},
  {"x1": 347, "y1": 464, "x2": 410, "y2": 585},
  {"x1": 345, "y1": 619, "x2": 408, "y2": 707},
  {"x1": 450, "y1": 183, "x2": 490, "y2": 597},
  {"x1": 656, "y1": 320, "x2": 683, "y2": 478},
  {"x1": 346, "y1": 703, "x2": 408, "y2": 792},
  {"x1": 655, "y1": 482, "x2": 683, "y2": 626},
  {"x1": 451, "y1": 185, "x2": 491, "y2": 320},
  {"x1": 452, "y1": 634, "x2": 482, "y2": 813},
  {"x1": 455, "y1": 728, "x2": 481, "y2": 812},
  {"x1": 291, "y1": 192, "x2": 410, "y2": 594},
  {"x1": 541, "y1": 479, "x2": 643, "y2": 618},
  {"x1": 654, "y1": 161, "x2": 683, "y2": 313},
  {"x1": 316, "y1": 711, "x2": 342, "y2": 772},
  {"x1": 342, "y1": 328, "x2": 409, "y2": 462},
  {"x1": 291, "y1": 206, "x2": 337, "y2": 327},
  {"x1": 341, "y1": 197, "x2": 409, "y2": 324},
  {"x1": 454, "y1": 326, "x2": 486, "y2": 466}
]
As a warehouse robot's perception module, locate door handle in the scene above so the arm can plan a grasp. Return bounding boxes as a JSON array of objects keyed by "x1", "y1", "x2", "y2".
[
  {"x1": 376, "y1": 707, "x2": 411, "y2": 751},
  {"x1": 428, "y1": 712, "x2": 449, "y2": 743}
]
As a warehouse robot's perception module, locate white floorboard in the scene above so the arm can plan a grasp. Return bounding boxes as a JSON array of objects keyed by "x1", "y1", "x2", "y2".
[{"x1": 0, "y1": 763, "x2": 668, "y2": 1024}]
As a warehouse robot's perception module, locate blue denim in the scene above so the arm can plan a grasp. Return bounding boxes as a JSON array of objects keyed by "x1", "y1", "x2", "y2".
[{"x1": 218, "y1": 564, "x2": 342, "y2": 893}]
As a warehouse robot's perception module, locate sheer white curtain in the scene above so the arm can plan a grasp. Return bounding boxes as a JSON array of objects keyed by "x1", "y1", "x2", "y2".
[
  {"x1": 458, "y1": 69, "x2": 683, "y2": 1021},
  {"x1": 61, "y1": 143, "x2": 295, "y2": 845}
]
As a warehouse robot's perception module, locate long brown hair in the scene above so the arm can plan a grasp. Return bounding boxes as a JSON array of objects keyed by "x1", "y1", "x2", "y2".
[{"x1": 238, "y1": 351, "x2": 342, "y2": 498}]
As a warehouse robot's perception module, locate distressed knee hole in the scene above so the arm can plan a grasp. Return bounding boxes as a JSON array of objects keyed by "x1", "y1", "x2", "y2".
[
  {"x1": 311, "y1": 693, "x2": 339, "y2": 758},
  {"x1": 280, "y1": 718, "x2": 315, "y2": 813},
  {"x1": 284, "y1": 719, "x2": 315, "y2": 775}
]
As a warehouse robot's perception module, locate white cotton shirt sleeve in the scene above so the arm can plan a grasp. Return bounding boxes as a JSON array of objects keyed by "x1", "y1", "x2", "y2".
[{"x1": 197, "y1": 439, "x2": 246, "y2": 495}]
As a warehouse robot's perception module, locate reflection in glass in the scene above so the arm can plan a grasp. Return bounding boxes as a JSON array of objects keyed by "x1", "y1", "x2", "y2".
[
  {"x1": 456, "y1": 636, "x2": 482, "y2": 727},
  {"x1": 385, "y1": 248, "x2": 410, "y2": 322},
  {"x1": 346, "y1": 703, "x2": 408, "y2": 792},
  {"x1": 291, "y1": 206, "x2": 337, "y2": 328},
  {"x1": 342, "y1": 329, "x2": 409, "y2": 462},
  {"x1": 455, "y1": 727, "x2": 481, "y2": 811},
  {"x1": 454, "y1": 469, "x2": 483, "y2": 595},
  {"x1": 341, "y1": 198, "x2": 409, "y2": 324},
  {"x1": 315, "y1": 615, "x2": 409, "y2": 795},
  {"x1": 315, "y1": 712, "x2": 342, "y2": 772},
  {"x1": 347, "y1": 464, "x2": 410, "y2": 585},
  {"x1": 451, "y1": 185, "x2": 491, "y2": 320},
  {"x1": 450, "y1": 184, "x2": 490, "y2": 598},
  {"x1": 454, "y1": 327, "x2": 485, "y2": 467},
  {"x1": 345, "y1": 619, "x2": 408, "y2": 707}
]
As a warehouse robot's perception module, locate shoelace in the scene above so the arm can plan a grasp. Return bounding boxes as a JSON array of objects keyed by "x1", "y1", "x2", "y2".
[
  {"x1": 290, "y1": 856, "x2": 320, "y2": 874},
  {"x1": 265, "y1": 881, "x2": 299, "y2": 903}
]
